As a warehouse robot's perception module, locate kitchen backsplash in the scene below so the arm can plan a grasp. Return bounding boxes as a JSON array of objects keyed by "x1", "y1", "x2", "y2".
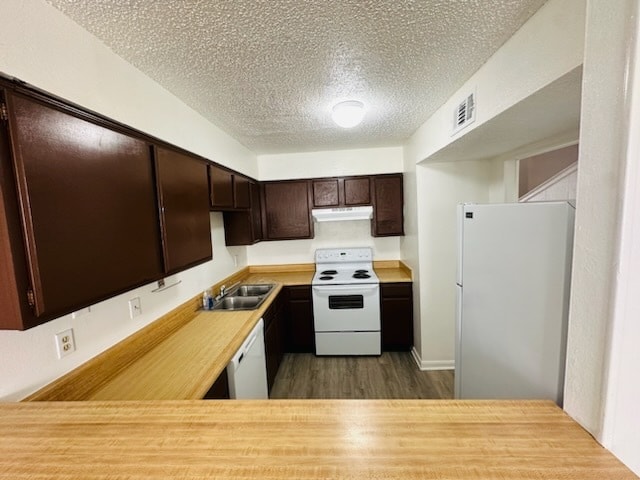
[{"x1": 246, "y1": 219, "x2": 401, "y2": 265}]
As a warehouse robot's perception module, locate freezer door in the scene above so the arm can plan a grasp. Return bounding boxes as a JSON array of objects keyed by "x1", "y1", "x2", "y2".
[
  {"x1": 456, "y1": 204, "x2": 465, "y2": 286},
  {"x1": 457, "y1": 202, "x2": 574, "y2": 404}
]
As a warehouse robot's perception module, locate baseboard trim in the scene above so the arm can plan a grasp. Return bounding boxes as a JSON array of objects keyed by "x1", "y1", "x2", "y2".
[{"x1": 411, "y1": 347, "x2": 455, "y2": 371}]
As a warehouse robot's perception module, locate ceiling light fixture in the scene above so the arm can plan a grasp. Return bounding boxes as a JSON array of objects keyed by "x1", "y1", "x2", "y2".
[{"x1": 331, "y1": 100, "x2": 365, "y2": 128}]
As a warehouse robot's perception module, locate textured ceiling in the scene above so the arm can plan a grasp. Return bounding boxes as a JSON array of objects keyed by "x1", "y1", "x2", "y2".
[{"x1": 46, "y1": 0, "x2": 548, "y2": 154}]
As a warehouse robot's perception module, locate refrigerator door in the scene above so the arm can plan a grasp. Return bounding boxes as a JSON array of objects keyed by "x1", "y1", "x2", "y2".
[
  {"x1": 457, "y1": 202, "x2": 574, "y2": 404},
  {"x1": 454, "y1": 284, "x2": 463, "y2": 397}
]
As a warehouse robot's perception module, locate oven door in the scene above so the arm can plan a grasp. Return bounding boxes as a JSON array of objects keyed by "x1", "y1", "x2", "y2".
[{"x1": 312, "y1": 284, "x2": 380, "y2": 332}]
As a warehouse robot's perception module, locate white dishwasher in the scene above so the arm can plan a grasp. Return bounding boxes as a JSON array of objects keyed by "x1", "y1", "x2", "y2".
[{"x1": 226, "y1": 318, "x2": 269, "y2": 399}]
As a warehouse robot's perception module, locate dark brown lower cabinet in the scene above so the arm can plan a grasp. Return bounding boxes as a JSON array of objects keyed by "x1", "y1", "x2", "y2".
[
  {"x1": 381, "y1": 282, "x2": 414, "y2": 351},
  {"x1": 284, "y1": 285, "x2": 315, "y2": 353},
  {"x1": 263, "y1": 291, "x2": 286, "y2": 394},
  {"x1": 202, "y1": 368, "x2": 230, "y2": 399}
]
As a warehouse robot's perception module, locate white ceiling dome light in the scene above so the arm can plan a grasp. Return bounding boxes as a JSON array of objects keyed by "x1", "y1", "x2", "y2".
[{"x1": 331, "y1": 100, "x2": 366, "y2": 128}]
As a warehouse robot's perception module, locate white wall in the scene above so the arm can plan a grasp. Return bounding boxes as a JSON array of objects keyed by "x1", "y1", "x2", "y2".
[
  {"x1": 257, "y1": 146, "x2": 403, "y2": 180},
  {"x1": 409, "y1": 0, "x2": 585, "y2": 165},
  {"x1": 601, "y1": 12, "x2": 640, "y2": 468},
  {"x1": 0, "y1": 1, "x2": 256, "y2": 177},
  {"x1": 563, "y1": 0, "x2": 637, "y2": 441},
  {"x1": 412, "y1": 159, "x2": 494, "y2": 369},
  {"x1": 0, "y1": 0, "x2": 256, "y2": 400},
  {"x1": 401, "y1": 0, "x2": 585, "y2": 366},
  {"x1": 566, "y1": 0, "x2": 640, "y2": 474},
  {"x1": 248, "y1": 146, "x2": 404, "y2": 265},
  {"x1": 400, "y1": 148, "x2": 421, "y2": 354}
]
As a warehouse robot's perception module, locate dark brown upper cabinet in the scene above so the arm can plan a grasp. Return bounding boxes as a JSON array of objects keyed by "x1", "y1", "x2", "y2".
[
  {"x1": 233, "y1": 174, "x2": 251, "y2": 209},
  {"x1": 372, "y1": 174, "x2": 404, "y2": 237},
  {"x1": 209, "y1": 163, "x2": 251, "y2": 211},
  {"x1": 222, "y1": 174, "x2": 402, "y2": 246},
  {"x1": 344, "y1": 177, "x2": 371, "y2": 205},
  {"x1": 250, "y1": 181, "x2": 263, "y2": 242},
  {"x1": 155, "y1": 146, "x2": 212, "y2": 274},
  {"x1": 0, "y1": 89, "x2": 164, "y2": 328},
  {"x1": 223, "y1": 180, "x2": 262, "y2": 246},
  {"x1": 312, "y1": 178, "x2": 340, "y2": 207},
  {"x1": 312, "y1": 176, "x2": 371, "y2": 208},
  {"x1": 208, "y1": 164, "x2": 234, "y2": 210},
  {"x1": 262, "y1": 180, "x2": 313, "y2": 240}
]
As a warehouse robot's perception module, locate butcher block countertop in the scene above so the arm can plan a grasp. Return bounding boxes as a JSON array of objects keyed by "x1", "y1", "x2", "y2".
[
  {"x1": 1, "y1": 400, "x2": 636, "y2": 479},
  {"x1": 26, "y1": 262, "x2": 411, "y2": 401}
]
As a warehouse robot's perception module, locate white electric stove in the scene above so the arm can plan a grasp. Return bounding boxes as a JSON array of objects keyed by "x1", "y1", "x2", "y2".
[{"x1": 312, "y1": 248, "x2": 381, "y2": 355}]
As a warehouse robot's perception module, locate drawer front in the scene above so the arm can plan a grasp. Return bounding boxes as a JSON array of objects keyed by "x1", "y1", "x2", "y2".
[
  {"x1": 286, "y1": 285, "x2": 312, "y2": 300},
  {"x1": 381, "y1": 283, "x2": 412, "y2": 298}
]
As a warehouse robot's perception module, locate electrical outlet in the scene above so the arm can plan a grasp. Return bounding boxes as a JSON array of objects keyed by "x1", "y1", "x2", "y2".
[
  {"x1": 128, "y1": 297, "x2": 142, "y2": 319},
  {"x1": 55, "y1": 329, "x2": 76, "y2": 359}
]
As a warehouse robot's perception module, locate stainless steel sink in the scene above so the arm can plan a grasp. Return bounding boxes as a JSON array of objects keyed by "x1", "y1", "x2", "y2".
[
  {"x1": 210, "y1": 283, "x2": 275, "y2": 311},
  {"x1": 230, "y1": 284, "x2": 274, "y2": 297},
  {"x1": 212, "y1": 295, "x2": 264, "y2": 311}
]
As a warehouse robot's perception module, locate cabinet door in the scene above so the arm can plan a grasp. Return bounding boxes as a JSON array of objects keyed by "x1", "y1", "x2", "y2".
[
  {"x1": 209, "y1": 164, "x2": 234, "y2": 209},
  {"x1": 264, "y1": 319, "x2": 283, "y2": 393},
  {"x1": 5, "y1": 92, "x2": 164, "y2": 320},
  {"x1": 372, "y1": 174, "x2": 404, "y2": 236},
  {"x1": 263, "y1": 291, "x2": 285, "y2": 393},
  {"x1": 203, "y1": 369, "x2": 230, "y2": 399},
  {"x1": 381, "y1": 283, "x2": 414, "y2": 351},
  {"x1": 155, "y1": 147, "x2": 212, "y2": 274},
  {"x1": 285, "y1": 285, "x2": 315, "y2": 353},
  {"x1": 262, "y1": 181, "x2": 313, "y2": 240},
  {"x1": 223, "y1": 180, "x2": 262, "y2": 246},
  {"x1": 344, "y1": 177, "x2": 371, "y2": 205},
  {"x1": 250, "y1": 181, "x2": 263, "y2": 241},
  {"x1": 234, "y1": 174, "x2": 251, "y2": 209},
  {"x1": 0, "y1": 100, "x2": 32, "y2": 329},
  {"x1": 312, "y1": 178, "x2": 340, "y2": 207}
]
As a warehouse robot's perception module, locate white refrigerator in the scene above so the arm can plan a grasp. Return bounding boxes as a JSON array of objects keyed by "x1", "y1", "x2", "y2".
[{"x1": 455, "y1": 201, "x2": 575, "y2": 405}]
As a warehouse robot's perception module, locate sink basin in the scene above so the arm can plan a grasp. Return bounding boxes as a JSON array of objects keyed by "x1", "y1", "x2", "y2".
[
  {"x1": 212, "y1": 295, "x2": 265, "y2": 311},
  {"x1": 229, "y1": 284, "x2": 274, "y2": 297}
]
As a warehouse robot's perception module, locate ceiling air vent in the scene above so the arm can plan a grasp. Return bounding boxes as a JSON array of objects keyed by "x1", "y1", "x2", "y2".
[{"x1": 453, "y1": 92, "x2": 476, "y2": 134}]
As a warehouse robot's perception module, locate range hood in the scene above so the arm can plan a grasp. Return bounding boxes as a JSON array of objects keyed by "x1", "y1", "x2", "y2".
[{"x1": 312, "y1": 206, "x2": 373, "y2": 222}]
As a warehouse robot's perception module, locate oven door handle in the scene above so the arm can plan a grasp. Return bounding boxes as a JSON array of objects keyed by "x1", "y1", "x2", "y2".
[{"x1": 313, "y1": 284, "x2": 379, "y2": 293}]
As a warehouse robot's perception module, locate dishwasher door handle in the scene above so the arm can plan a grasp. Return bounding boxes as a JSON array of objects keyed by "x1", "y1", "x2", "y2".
[{"x1": 237, "y1": 333, "x2": 257, "y2": 365}]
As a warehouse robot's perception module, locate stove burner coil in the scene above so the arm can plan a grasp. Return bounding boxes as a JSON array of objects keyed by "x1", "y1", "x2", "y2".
[
  {"x1": 319, "y1": 276, "x2": 335, "y2": 281},
  {"x1": 321, "y1": 270, "x2": 338, "y2": 275},
  {"x1": 355, "y1": 269, "x2": 369, "y2": 274},
  {"x1": 353, "y1": 273, "x2": 371, "y2": 279}
]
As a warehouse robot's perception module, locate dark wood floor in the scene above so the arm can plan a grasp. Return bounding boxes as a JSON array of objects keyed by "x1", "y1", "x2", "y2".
[{"x1": 270, "y1": 352, "x2": 454, "y2": 399}]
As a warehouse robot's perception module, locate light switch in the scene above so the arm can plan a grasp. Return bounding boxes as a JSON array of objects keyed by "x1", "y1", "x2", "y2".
[{"x1": 128, "y1": 297, "x2": 142, "y2": 319}]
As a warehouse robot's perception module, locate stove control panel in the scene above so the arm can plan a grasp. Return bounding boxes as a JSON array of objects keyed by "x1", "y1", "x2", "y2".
[{"x1": 315, "y1": 247, "x2": 373, "y2": 263}]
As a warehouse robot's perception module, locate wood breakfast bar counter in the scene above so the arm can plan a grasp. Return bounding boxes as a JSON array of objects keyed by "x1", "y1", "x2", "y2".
[{"x1": 0, "y1": 399, "x2": 636, "y2": 479}]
